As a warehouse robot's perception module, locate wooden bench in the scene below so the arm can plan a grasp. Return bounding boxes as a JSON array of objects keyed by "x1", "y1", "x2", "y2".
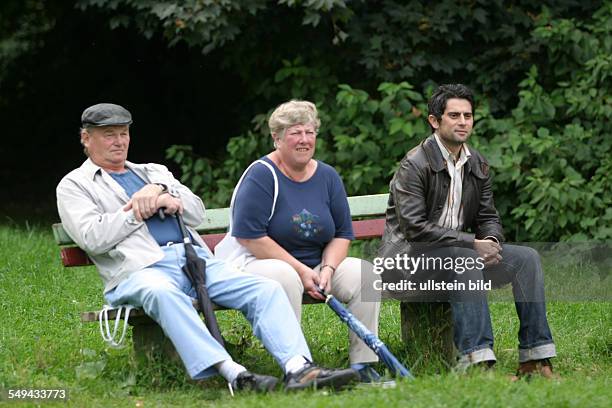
[{"x1": 53, "y1": 193, "x2": 454, "y2": 364}]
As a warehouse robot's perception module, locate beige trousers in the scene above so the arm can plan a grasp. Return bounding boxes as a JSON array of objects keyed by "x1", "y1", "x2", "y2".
[{"x1": 243, "y1": 256, "x2": 381, "y2": 364}]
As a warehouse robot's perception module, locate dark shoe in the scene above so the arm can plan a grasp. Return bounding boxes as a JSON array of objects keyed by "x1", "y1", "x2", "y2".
[
  {"x1": 356, "y1": 365, "x2": 382, "y2": 382},
  {"x1": 231, "y1": 371, "x2": 278, "y2": 393},
  {"x1": 510, "y1": 358, "x2": 556, "y2": 381},
  {"x1": 284, "y1": 363, "x2": 359, "y2": 391},
  {"x1": 356, "y1": 365, "x2": 397, "y2": 388}
]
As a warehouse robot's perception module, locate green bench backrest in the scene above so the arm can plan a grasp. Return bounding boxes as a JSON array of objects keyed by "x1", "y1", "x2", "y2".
[{"x1": 53, "y1": 193, "x2": 389, "y2": 246}]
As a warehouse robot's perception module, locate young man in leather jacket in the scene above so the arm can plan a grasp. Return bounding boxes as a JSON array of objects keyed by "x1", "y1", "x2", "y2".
[{"x1": 379, "y1": 84, "x2": 557, "y2": 379}]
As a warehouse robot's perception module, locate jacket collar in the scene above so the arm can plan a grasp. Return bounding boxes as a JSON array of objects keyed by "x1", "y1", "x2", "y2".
[
  {"x1": 80, "y1": 158, "x2": 142, "y2": 180},
  {"x1": 422, "y1": 135, "x2": 446, "y2": 172},
  {"x1": 422, "y1": 134, "x2": 475, "y2": 174}
]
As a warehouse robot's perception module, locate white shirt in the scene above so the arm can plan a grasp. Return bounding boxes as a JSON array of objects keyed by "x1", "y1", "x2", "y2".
[{"x1": 434, "y1": 133, "x2": 471, "y2": 230}]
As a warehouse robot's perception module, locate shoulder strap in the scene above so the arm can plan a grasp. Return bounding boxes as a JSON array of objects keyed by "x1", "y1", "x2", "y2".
[{"x1": 227, "y1": 159, "x2": 278, "y2": 232}]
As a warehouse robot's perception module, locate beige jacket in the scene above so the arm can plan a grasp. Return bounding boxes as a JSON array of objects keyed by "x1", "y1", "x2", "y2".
[{"x1": 56, "y1": 158, "x2": 210, "y2": 293}]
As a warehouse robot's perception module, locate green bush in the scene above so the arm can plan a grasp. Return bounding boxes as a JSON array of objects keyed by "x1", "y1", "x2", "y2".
[
  {"x1": 471, "y1": 4, "x2": 612, "y2": 241},
  {"x1": 167, "y1": 3, "x2": 610, "y2": 242}
]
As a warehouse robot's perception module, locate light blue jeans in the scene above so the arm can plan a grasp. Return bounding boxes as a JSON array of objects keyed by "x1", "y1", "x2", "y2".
[{"x1": 105, "y1": 244, "x2": 312, "y2": 379}]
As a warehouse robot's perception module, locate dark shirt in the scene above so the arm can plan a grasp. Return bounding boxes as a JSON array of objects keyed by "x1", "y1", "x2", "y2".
[
  {"x1": 232, "y1": 157, "x2": 354, "y2": 267},
  {"x1": 109, "y1": 170, "x2": 183, "y2": 246}
]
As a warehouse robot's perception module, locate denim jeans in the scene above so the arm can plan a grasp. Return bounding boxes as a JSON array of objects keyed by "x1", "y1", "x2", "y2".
[
  {"x1": 105, "y1": 244, "x2": 312, "y2": 379},
  {"x1": 411, "y1": 244, "x2": 556, "y2": 366}
]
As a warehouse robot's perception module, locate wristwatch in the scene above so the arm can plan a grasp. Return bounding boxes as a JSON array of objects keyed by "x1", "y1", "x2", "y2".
[
  {"x1": 156, "y1": 183, "x2": 180, "y2": 198},
  {"x1": 155, "y1": 183, "x2": 168, "y2": 194}
]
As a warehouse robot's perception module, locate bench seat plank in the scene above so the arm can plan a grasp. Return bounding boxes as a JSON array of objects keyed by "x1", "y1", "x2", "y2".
[{"x1": 60, "y1": 247, "x2": 94, "y2": 266}]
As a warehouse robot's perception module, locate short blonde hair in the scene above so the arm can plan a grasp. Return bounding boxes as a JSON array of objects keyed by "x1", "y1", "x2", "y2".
[{"x1": 268, "y1": 100, "x2": 321, "y2": 138}]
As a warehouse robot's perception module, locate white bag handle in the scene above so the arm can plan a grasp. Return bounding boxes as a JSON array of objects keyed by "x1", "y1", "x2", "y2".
[
  {"x1": 214, "y1": 159, "x2": 279, "y2": 268},
  {"x1": 98, "y1": 304, "x2": 133, "y2": 348},
  {"x1": 227, "y1": 159, "x2": 278, "y2": 233}
]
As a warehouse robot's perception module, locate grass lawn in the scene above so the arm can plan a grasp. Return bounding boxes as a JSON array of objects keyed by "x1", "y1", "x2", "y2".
[{"x1": 0, "y1": 223, "x2": 610, "y2": 407}]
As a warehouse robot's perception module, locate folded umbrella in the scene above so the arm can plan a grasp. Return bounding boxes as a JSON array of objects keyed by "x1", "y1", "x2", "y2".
[
  {"x1": 175, "y1": 213, "x2": 224, "y2": 346},
  {"x1": 317, "y1": 287, "x2": 413, "y2": 379}
]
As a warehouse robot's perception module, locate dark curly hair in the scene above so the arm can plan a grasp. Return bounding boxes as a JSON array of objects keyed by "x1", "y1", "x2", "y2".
[{"x1": 427, "y1": 84, "x2": 475, "y2": 131}]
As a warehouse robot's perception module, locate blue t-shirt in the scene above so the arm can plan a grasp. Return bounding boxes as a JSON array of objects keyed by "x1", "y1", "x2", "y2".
[
  {"x1": 232, "y1": 157, "x2": 354, "y2": 267},
  {"x1": 109, "y1": 170, "x2": 183, "y2": 246}
]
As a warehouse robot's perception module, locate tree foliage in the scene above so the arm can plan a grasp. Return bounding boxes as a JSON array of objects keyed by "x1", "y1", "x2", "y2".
[
  {"x1": 167, "y1": 2, "x2": 611, "y2": 242},
  {"x1": 0, "y1": 0, "x2": 56, "y2": 88},
  {"x1": 473, "y1": 4, "x2": 612, "y2": 241},
  {"x1": 77, "y1": 0, "x2": 602, "y2": 114},
  {"x1": 343, "y1": 0, "x2": 602, "y2": 111},
  {"x1": 3, "y1": 1, "x2": 607, "y2": 240}
]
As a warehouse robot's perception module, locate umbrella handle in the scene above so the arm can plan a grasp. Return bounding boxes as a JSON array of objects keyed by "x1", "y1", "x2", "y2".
[
  {"x1": 175, "y1": 213, "x2": 192, "y2": 244},
  {"x1": 316, "y1": 286, "x2": 332, "y2": 302}
]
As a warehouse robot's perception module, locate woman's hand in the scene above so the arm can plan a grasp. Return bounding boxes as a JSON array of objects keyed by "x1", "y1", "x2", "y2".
[
  {"x1": 318, "y1": 265, "x2": 334, "y2": 295},
  {"x1": 298, "y1": 266, "x2": 324, "y2": 300}
]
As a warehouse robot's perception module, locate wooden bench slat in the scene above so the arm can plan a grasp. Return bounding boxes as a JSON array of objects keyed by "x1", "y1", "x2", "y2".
[
  {"x1": 195, "y1": 194, "x2": 388, "y2": 232},
  {"x1": 83, "y1": 298, "x2": 201, "y2": 323},
  {"x1": 60, "y1": 246, "x2": 94, "y2": 267},
  {"x1": 82, "y1": 307, "x2": 149, "y2": 322},
  {"x1": 58, "y1": 218, "x2": 385, "y2": 267},
  {"x1": 202, "y1": 233, "x2": 226, "y2": 251},
  {"x1": 347, "y1": 194, "x2": 389, "y2": 218},
  {"x1": 197, "y1": 207, "x2": 231, "y2": 231},
  {"x1": 53, "y1": 194, "x2": 391, "y2": 246},
  {"x1": 53, "y1": 223, "x2": 75, "y2": 246},
  {"x1": 54, "y1": 193, "x2": 389, "y2": 268},
  {"x1": 352, "y1": 219, "x2": 385, "y2": 240}
]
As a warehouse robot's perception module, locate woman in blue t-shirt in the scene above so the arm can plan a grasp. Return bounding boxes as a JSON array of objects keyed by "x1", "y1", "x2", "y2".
[{"x1": 217, "y1": 100, "x2": 382, "y2": 383}]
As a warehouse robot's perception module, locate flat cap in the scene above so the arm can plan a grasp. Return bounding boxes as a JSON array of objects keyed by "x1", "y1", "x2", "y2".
[{"x1": 81, "y1": 103, "x2": 133, "y2": 127}]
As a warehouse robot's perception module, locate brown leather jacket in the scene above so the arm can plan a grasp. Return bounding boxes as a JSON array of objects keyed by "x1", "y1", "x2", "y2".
[{"x1": 378, "y1": 135, "x2": 504, "y2": 259}]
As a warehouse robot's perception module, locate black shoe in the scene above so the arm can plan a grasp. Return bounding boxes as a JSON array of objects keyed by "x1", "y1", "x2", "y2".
[
  {"x1": 355, "y1": 365, "x2": 397, "y2": 388},
  {"x1": 231, "y1": 371, "x2": 278, "y2": 393},
  {"x1": 356, "y1": 365, "x2": 383, "y2": 382},
  {"x1": 284, "y1": 362, "x2": 359, "y2": 391}
]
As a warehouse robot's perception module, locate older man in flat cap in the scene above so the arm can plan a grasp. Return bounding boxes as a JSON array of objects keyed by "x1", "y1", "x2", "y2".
[{"x1": 56, "y1": 103, "x2": 358, "y2": 393}]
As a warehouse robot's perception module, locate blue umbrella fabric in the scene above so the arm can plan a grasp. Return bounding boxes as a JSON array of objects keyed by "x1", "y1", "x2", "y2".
[{"x1": 317, "y1": 288, "x2": 413, "y2": 379}]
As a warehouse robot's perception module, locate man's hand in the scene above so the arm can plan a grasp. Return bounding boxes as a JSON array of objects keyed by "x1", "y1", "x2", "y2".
[
  {"x1": 156, "y1": 193, "x2": 183, "y2": 216},
  {"x1": 123, "y1": 184, "x2": 183, "y2": 221},
  {"x1": 298, "y1": 266, "x2": 324, "y2": 300},
  {"x1": 123, "y1": 184, "x2": 167, "y2": 221},
  {"x1": 474, "y1": 239, "x2": 503, "y2": 267}
]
